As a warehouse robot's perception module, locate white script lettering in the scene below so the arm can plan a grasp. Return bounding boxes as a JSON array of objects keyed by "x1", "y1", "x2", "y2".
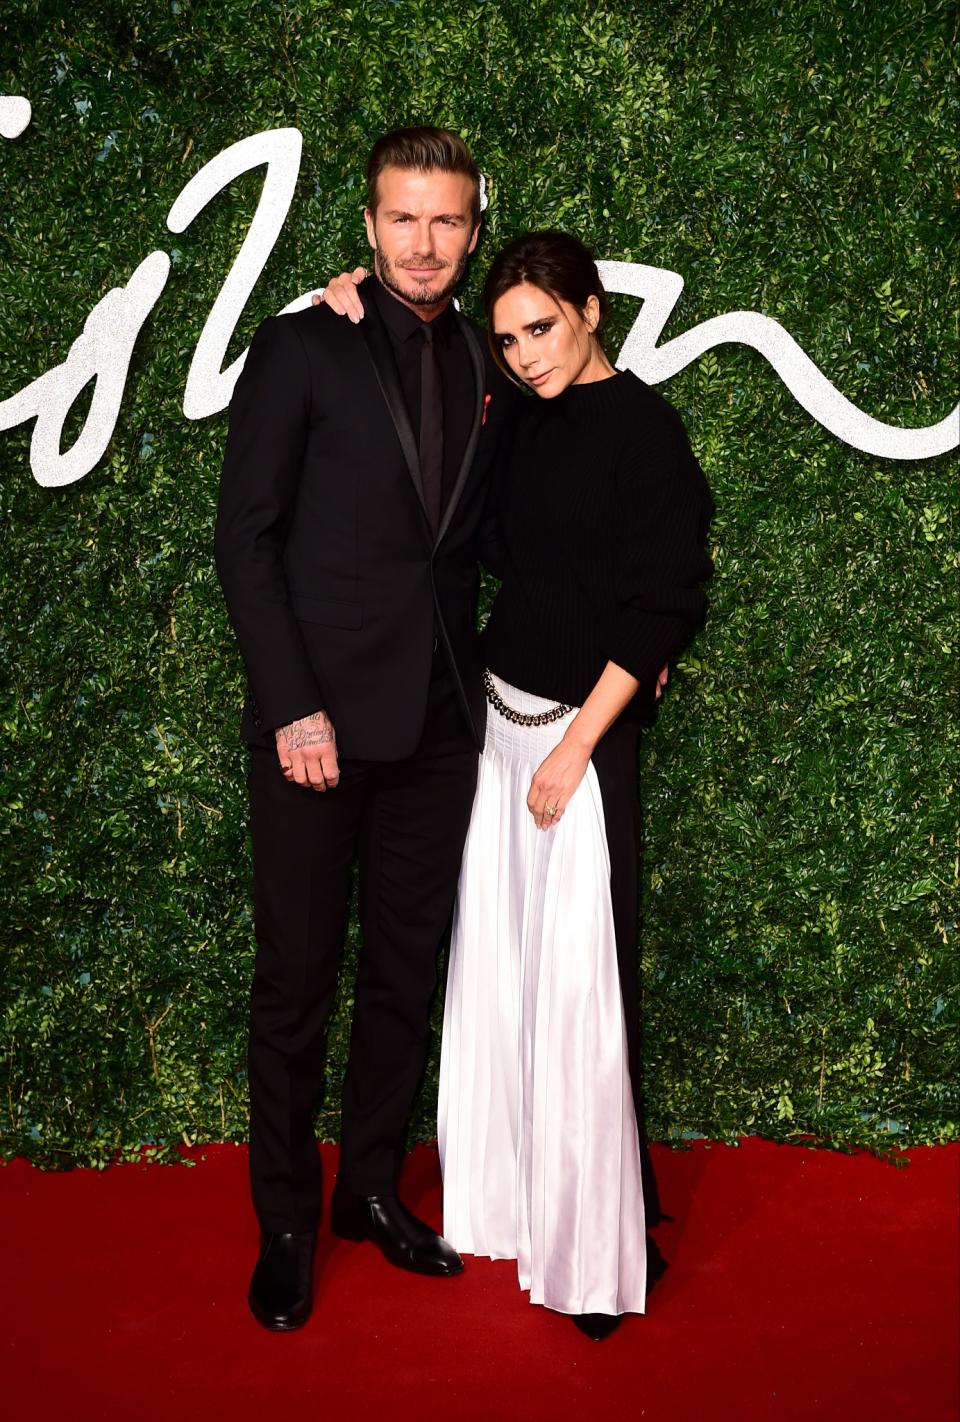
[
  {"x1": 1, "y1": 102, "x2": 957, "y2": 486},
  {"x1": 167, "y1": 128, "x2": 304, "y2": 419},
  {"x1": 600, "y1": 263, "x2": 958, "y2": 461},
  {"x1": 0, "y1": 251, "x2": 169, "y2": 488}
]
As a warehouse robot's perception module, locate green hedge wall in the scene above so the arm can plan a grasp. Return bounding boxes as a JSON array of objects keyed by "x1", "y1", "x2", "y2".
[{"x1": 1, "y1": 0, "x2": 957, "y2": 1166}]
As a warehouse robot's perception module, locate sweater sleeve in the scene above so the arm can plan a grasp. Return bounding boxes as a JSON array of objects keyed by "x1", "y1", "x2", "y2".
[
  {"x1": 477, "y1": 405, "x2": 522, "y2": 579},
  {"x1": 214, "y1": 315, "x2": 326, "y2": 731},
  {"x1": 605, "y1": 414, "x2": 714, "y2": 687},
  {"x1": 477, "y1": 369, "x2": 526, "y2": 579}
]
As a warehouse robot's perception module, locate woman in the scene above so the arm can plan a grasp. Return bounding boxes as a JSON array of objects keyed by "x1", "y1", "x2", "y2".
[{"x1": 436, "y1": 232, "x2": 714, "y2": 1339}]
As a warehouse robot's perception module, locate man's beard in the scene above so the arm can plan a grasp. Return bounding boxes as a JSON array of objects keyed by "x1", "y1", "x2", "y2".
[{"x1": 375, "y1": 242, "x2": 470, "y2": 307}]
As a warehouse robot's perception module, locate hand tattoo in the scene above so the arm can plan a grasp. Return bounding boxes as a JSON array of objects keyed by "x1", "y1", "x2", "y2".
[{"x1": 276, "y1": 710, "x2": 336, "y2": 750}]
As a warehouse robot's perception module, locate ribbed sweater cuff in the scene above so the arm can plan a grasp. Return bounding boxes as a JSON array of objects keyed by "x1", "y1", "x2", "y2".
[{"x1": 607, "y1": 610, "x2": 698, "y2": 687}]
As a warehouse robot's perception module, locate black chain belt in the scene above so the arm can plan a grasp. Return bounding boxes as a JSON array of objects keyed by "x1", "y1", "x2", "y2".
[{"x1": 483, "y1": 669, "x2": 573, "y2": 727}]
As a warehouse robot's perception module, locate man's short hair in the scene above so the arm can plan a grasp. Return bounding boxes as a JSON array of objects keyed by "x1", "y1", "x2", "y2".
[{"x1": 366, "y1": 127, "x2": 481, "y2": 226}]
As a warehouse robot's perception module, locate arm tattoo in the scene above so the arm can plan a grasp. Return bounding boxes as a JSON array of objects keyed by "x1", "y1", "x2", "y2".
[{"x1": 277, "y1": 711, "x2": 336, "y2": 750}]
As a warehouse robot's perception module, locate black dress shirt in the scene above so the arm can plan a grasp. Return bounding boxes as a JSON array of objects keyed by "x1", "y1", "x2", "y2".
[{"x1": 366, "y1": 276, "x2": 475, "y2": 511}]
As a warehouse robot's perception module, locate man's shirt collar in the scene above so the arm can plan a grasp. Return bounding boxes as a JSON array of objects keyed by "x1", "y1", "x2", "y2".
[{"x1": 368, "y1": 274, "x2": 456, "y2": 347}]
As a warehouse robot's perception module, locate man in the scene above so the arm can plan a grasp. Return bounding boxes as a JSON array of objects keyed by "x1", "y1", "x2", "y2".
[{"x1": 215, "y1": 127, "x2": 518, "y2": 1330}]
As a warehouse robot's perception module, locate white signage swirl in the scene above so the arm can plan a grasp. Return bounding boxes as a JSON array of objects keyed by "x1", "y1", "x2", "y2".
[
  {"x1": 1, "y1": 99, "x2": 957, "y2": 487},
  {"x1": 0, "y1": 95, "x2": 31, "y2": 139},
  {"x1": 599, "y1": 263, "x2": 957, "y2": 461}
]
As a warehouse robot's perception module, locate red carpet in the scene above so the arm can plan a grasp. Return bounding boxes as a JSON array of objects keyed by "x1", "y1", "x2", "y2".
[{"x1": 2, "y1": 1138, "x2": 956, "y2": 1421}]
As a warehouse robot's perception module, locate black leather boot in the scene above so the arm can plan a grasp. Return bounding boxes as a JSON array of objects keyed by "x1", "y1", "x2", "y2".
[
  {"x1": 330, "y1": 1190, "x2": 464, "y2": 1276},
  {"x1": 248, "y1": 1231, "x2": 316, "y2": 1331}
]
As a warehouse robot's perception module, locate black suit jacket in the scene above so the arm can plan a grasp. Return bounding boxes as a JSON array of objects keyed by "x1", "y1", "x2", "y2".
[{"x1": 215, "y1": 280, "x2": 517, "y2": 760}]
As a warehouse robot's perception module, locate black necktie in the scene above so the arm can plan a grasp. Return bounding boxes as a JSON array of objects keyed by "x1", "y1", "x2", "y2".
[{"x1": 419, "y1": 323, "x2": 444, "y2": 539}]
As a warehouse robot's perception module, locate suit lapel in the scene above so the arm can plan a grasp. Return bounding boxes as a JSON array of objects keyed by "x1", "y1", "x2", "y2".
[
  {"x1": 435, "y1": 316, "x2": 485, "y2": 548},
  {"x1": 358, "y1": 293, "x2": 485, "y2": 551},
  {"x1": 358, "y1": 296, "x2": 428, "y2": 523}
]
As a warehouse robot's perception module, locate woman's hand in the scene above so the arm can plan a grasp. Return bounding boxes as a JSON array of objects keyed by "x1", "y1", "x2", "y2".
[
  {"x1": 310, "y1": 267, "x2": 368, "y2": 322},
  {"x1": 527, "y1": 735, "x2": 592, "y2": 829},
  {"x1": 525, "y1": 659, "x2": 660, "y2": 829}
]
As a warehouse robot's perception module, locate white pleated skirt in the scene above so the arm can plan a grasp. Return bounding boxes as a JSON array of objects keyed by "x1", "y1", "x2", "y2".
[{"x1": 438, "y1": 673, "x2": 647, "y2": 1316}]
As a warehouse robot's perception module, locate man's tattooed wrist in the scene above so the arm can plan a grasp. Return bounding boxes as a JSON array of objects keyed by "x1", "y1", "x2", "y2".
[{"x1": 277, "y1": 711, "x2": 335, "y2": 749}]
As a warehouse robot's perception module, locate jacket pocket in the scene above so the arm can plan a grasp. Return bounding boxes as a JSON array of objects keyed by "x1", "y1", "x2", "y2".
[{"x1": 289, "y1": 592, "x2": 363, "y2": 629}]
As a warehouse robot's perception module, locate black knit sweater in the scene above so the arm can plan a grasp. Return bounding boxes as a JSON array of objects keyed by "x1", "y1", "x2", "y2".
[{"x1": 481, "y1": 369, "x2": 714, "y2": 724}]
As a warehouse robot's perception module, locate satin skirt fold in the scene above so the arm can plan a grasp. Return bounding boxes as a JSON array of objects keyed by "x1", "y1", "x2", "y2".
[{"x1": 438, "y1": 675, "x2": 647, "y2": 1316}]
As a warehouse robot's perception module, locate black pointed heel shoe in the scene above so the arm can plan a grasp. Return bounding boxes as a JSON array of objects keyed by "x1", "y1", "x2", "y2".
[
  {"x1": 573, "y1": 1312, "x2": 623, "y2": 1341},
  {"x1": 571, "y1": 1234, "x2": 667, "y2": 1339}
]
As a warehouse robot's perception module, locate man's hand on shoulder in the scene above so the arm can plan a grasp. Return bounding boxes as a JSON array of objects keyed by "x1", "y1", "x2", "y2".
[
  {"x1": 311, "y1": 268, "x2": 368, "y2": 324},
  {"x1": 275, "y1": 710, "x2": 340, "y2": 790}
]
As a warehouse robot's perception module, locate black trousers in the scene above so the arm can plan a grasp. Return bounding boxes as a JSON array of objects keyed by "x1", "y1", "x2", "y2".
[
  {"x1": 245, "y1": 662, "x2": 479, "y2": 1234},
  {"x1": 591, "y1": 717, "x2": 664, "y2": 1229}
]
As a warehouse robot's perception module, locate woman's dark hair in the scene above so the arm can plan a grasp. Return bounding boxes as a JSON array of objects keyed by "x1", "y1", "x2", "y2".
[{"x1": 482, "y1": 230, "x2": 609, "y2": 373}]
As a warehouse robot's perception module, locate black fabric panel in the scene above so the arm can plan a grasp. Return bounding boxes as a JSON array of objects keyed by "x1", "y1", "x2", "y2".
[{"x1": 591, "y1": 719, "x2": 665, "y2": 1229}]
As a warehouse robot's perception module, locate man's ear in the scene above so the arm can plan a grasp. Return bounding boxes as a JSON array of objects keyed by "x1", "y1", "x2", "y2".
[
  {"x1": 363, "y1": 208, "x2": 377, "y2": 252},
  {"x1": 468, "y1": 223, "x2": 481, "y2": 255}
]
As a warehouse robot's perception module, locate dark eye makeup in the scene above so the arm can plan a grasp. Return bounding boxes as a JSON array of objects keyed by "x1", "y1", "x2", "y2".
[{"x1": 497, "y1": 319, "x2": 554, "y2": 349}]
